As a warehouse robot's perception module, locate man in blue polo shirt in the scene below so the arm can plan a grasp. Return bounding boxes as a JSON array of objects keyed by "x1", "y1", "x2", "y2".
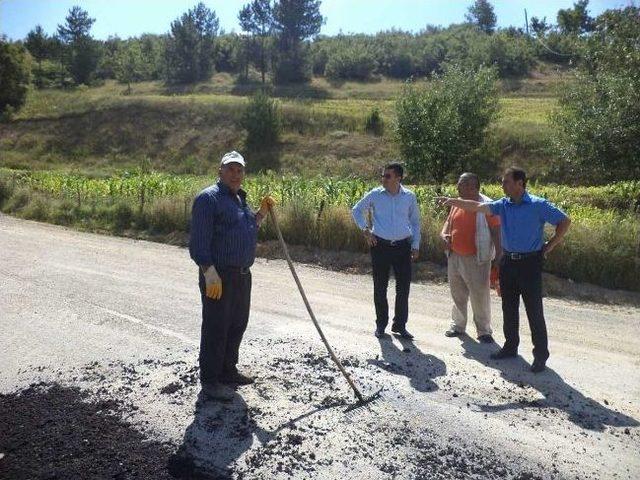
[
  {"x1": 438, "y1": 167, "x2": 571, "y2": 373},
  {"x1": 352, "y1": 162, "x2": 421, "y2": 339},
  {"x1": 189, "y1": 151, "x2": 275, "y2": 400}
]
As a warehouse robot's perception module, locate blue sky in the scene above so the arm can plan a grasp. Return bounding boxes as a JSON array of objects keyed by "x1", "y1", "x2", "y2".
[{"x1": 0, "y1": 0, "x2": 627, "y2": 40}]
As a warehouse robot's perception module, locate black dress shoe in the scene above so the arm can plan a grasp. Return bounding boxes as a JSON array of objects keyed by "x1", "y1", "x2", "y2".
[
  {"x1": 478, "y1": 334, "x2": 494, "y2": 344},
  {"x1": 375, "y1": 328, "x2": 386, "y2": 338},
  {"x1": 490, "y1": 348, "x2": 517, "y2": 360},
  {"x1": 530, "y1": 360, "x2": 546, "y2": 373},
  {"x1": 445, "y1": 329, "x2": 462, "y2": 337},
  {"x1": 391, "y1": 325, "x2": 414, "y2": 339}
]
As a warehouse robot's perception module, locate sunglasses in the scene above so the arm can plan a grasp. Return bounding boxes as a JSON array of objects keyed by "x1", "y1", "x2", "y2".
[{"x1": 381, "y1": 173, "x2": 393, "y2": 179}]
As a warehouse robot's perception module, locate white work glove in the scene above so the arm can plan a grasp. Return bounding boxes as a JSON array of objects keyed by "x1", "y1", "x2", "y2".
[{"x1": 203, "y1": 266, "x2": 222, "y2": 300}]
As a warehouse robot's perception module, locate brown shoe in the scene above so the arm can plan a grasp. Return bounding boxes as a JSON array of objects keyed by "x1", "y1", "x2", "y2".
[{"x1": 220, "y1": 371, "x2": 254, "y2": 385}]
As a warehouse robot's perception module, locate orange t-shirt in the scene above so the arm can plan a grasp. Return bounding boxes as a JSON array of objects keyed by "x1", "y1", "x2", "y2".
[{"x1": 448, "y1": 207, "x2": 500, "y2": 256}]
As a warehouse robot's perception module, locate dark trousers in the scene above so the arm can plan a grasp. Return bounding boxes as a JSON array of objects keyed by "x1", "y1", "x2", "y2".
[
  {"x1": 371, "y1": 240, "x2": 412, "y2": 329},
  {"x1": 499, "y1": 253, "x2": 549, "y2": 362},
  {"x1": 198, "y1": 268, "x2": 252, "y2": 384}
]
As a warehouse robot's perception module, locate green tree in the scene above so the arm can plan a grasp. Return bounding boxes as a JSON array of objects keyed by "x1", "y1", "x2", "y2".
[
  {"x1": 57, "y1": 5, "x2": 95, "y2": 43},
  {"x1": 24, "y1": 25, "x2": 49, "y2": 87},
  {"x1": 48, "y1": 34, "x2": 74, "y2": 87},
  {"x1": 553, "y1": 7, "x2": 640, "y2": 182},
  {"x1": 395, "y1": 65, "x2": 499, "y2": 184},
  {"x1": 272, "y1": 0, "x2": 324, "y2": 83},
  {"x1": 0, "y1": 38, "x2": 32, "y2": 117},
  {"x1": 97, "y1": 35, "x2": 123, "y2": 79},
  {"x1": 239, "y1": 0, "x2": 274, "y2": 83},
  {"x1": 466, "y1": 0, "x2": 497, "y2": 34},
  {"x1": 557, "y1": 0, "x2": 594, "y2": 35},
  {"x1": 139, "y1": 34, "x2": 166, "y2": 80},
  {"x1": 57, "y1": 5, "x2": 99, "y2": 84},
  {"x1": 241, "y1": 89, "x2": 282, "y2": 151},
  {"x1": 114, "y1": 42, "x2": 146, "y2": 93},
  {"x1": 529, "y1": 16, "x2": 550, "y2": 37},
  {"x1": 165, "y1": 2, "x2": 219, "y2": 84}
]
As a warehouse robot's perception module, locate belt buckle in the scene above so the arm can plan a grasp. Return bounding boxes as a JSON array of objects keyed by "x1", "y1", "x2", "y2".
[
  {"x1": 511, "y1": 253, "x2": 522, "y2": 260},
  {"x1": 389, "y1": 240, "x2": 397, "y2": 246}
]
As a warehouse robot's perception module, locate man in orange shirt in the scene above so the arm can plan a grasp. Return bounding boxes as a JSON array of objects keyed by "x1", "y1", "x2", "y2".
[{"x1": 441, "y1": 173, "x2": 502, "y2": 343}]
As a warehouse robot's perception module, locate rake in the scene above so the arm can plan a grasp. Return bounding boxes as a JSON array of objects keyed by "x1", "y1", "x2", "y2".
[{"x1": 267, "y1": 207, "x2": 382, "y2": 411}]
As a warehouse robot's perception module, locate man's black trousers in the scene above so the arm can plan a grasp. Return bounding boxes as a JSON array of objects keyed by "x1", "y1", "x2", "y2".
[
  {"x1": 371, "y1": 239, "x2": 412, "y2": 330},
  {"x1": 198, "y1": 268, "x2": 252, "y2": 384},
  {"x1": 499, "y1": 253, "x2": 549, "y2": 362}
]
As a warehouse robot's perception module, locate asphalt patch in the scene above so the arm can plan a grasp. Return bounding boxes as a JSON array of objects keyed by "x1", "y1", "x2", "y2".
[{"x1": 0, "y1": 382, "x2": 176, "y2": 480}]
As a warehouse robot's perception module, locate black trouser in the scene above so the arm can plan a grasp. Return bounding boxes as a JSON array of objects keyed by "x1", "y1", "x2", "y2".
[
  {"x1": 499, "y1": 252, "x2": 549, "y2": 362},
  {"x1": 198, "y1": 267, "x2": 252, "y2": 385},
  {"x1": 371, "y1": 238, "x2": 412, "y2": 330}
]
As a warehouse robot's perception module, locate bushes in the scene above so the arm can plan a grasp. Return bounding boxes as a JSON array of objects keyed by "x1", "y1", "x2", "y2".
[
  {"x1": 325, "y1": 45, "x2": 376, "y2": 81},
  {"x1": 553, "y1": 73, "x2": 640, "y2": 183},
  {"x1": 310, "y1": 26, "x2": 539, "y2": 81},
  {"x1": 552, "y1": 7, "x2": 640, "y2": 183},
  {"x1": 113, "y1": 202, "x2": 134, "y2": 230},
  {"x1": 395, "y1": 64, "x2": 500, "y2": 184},
  {"x1": 0, "y1": 176, "x2": 15, "y2": 206},
  {"x1": 0, "y1": 39, "x2": 32, "y2": 118},
  {"x1": 364, "y1": 108, "x2": 383, "y2": 136},
  {"x1": 241, "y1": 90, "x2": 282, "y2": 152}
]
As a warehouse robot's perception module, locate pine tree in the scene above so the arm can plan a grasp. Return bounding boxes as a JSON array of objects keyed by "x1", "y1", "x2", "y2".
[
  {"x1": 239, "y1": 0, "x2": 274, "y2": 83},
  {"x1": 165, "y1": 2, "x2": 219, "y2": 84}
]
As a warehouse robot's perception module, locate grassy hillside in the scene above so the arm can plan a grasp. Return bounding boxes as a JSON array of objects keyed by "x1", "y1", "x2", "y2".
[{"x1": 0, "y1": 73, "x2": 560, "y2": 181}]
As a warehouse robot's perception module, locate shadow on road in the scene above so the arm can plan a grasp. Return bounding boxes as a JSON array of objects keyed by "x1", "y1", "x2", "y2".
[
  {"x1": 368, "y1": 335, "x2": 447, "y2": 392},
  {"x1": 168, "y1": 390, "x2": 349, "y2": 479},
  {"x1": 460, "y1": 336, "x2": 640, "y2": 431},
  {"x1": 168, "y1": 391, "x2": 267, "y2": 479}
]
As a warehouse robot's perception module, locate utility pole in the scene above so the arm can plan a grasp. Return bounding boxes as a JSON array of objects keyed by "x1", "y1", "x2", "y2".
[{"x1": 524, "y1": 9, "x2": 530, "y2": 36}]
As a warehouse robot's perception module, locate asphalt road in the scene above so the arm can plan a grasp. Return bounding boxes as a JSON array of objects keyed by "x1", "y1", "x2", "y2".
[{"x1": 1, "y1": 213, "x2": 639, "y2": 480}]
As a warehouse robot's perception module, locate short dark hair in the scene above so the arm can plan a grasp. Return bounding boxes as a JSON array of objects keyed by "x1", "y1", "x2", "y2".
[
  {"x1": 504, "y1": 166, "x2": 527, "y2": 188},
  {"x1": 459, "y1": 172, "x2": 480, "y2": 190},
  {"x1": 384, "y1": 162, "x2": 404, "y2": 178}
]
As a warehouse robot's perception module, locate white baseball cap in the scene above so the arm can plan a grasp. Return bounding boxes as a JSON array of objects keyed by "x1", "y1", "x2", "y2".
[{"x1": 220, "y1": 151, "x2": 246, "y2": 167}]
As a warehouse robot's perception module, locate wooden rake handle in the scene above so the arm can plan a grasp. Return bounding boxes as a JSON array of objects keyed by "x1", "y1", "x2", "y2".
[{"x1": 267, "y1": 207, "x2": 365, "y2": 402}]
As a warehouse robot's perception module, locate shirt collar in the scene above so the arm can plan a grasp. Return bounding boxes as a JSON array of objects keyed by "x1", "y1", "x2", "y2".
[
  {"x1": 380, "y1": 184, "x2": 407, "y2": 195},
  {"x1": 217, "y1": 180, "x2": 246, "y2": 200},
  {"x1": 507, "y1": 190, "x2": 531, "y2": 204}
]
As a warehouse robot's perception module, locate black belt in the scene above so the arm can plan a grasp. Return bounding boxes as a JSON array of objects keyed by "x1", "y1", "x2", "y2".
[
  {"x1": 375, "y1": 236, "x2": 410, "y2": 247},
  {"x1": 503, "y1": 251, "x2": 541, "y2": 261}
]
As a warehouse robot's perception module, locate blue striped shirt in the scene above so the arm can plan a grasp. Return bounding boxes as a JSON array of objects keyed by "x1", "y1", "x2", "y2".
[
  {"x1": 352, "y1": 185, "x2": 421, "y2": 250},
  {"x1": 189, "y1": 180, "x2": 258, "y2": 269}
]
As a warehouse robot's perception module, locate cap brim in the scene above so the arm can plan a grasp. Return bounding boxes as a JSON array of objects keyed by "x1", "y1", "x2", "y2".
[{"x1": 221, "y1": 159, "x2": 246, "y2": 167}]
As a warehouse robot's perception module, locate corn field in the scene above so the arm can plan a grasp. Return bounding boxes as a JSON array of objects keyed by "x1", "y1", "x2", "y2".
[{"x1": 3, "y1": 169, "x2": 638, "y2": 214}]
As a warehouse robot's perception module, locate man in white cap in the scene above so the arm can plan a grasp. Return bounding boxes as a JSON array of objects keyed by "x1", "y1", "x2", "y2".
[{"x1": 189, "y1": 151, "x2": 275, "y2": 400}]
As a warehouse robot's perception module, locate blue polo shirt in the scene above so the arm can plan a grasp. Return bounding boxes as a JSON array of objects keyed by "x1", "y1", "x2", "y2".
[{"x1": 488, "y1": 192, "x2": 567, "y2": 253}]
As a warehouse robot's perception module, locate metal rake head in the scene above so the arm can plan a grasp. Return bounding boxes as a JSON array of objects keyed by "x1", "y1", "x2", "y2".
[{"x1": 344, "y1": 387, "x2": 384, "y2": 413}]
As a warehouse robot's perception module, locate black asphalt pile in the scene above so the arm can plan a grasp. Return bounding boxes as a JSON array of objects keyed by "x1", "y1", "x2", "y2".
[{"x1": 0, "y1": 383, "x2": 176, "y2": 480}]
